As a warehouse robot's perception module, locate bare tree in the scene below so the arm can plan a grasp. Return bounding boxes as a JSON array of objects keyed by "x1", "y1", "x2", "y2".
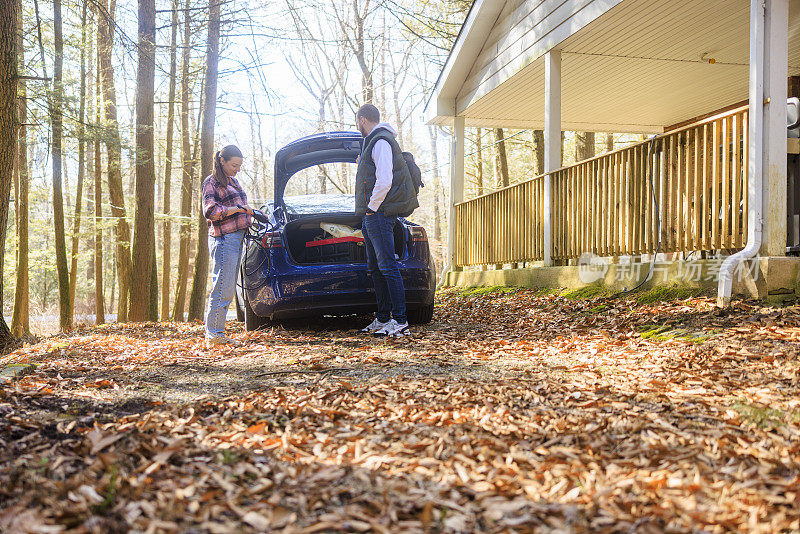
[
  {"x1": 98, "y1": 0, "x2": 132, "y2": 322},
  {"x1": 533, "y1": 130, "x2": 544, "y2": 175},
  {"x1": 11, "y1": 0, "x2": 29, "y2": 337},
  {"x1": 130, "y1": 0, "x2": 157, "y2": 322},
  {"x1": 68, "y1": 2, "x2": 89, "y2": 320},
  {"x1": 94, "y1": 43, "x2": 105, "y2": 324},
  {"x1": 285, "y1": 0, "x2": 351, "y2": 194},
  {"x1": 172, "y1": 0, "x2": 195, "y2": 321},
  {"x1": 475, "y1": 128, "x2": 484, "y2": 196},
  {"x1": 51, "y1": 0, "x2": 70, "y2": 331},
  {"x1": 494, "y1": 128, "x2": 509, "y2": 188},
  {"x1": 161, "y1": 0, "x2": 179, "y2": 321},
  {"x1": 0, "y1": 0, "x2": 19, "y2": 344},
  {"x1": 428, "y1": 126, "x2": 442, "y2": 240},
  {"x1": 576, "y1": 131, "x2": 595, "y2": 161},
  {"x1": 336, "y1": 0, "x2": 377, "y2": 104},
  {"x1": 187, "y1": 0, "x2": 221, "y2": 322}
]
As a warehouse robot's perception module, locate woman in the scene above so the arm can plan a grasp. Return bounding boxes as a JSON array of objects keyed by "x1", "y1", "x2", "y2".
[{"x1": 202, "y1": 144, "x2": 254, "y2": 346}]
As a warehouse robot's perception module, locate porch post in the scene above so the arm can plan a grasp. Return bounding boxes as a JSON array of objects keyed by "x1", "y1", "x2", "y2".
[
  {"x1": 761, "y1": 0, "x2": 788, "y2": 256},
  {"x1": 449, "y1": 116, "x2": 466, "y2": 271},
  {"x1": 544, "y1": 49, "x2": 562, "y2": 266}
]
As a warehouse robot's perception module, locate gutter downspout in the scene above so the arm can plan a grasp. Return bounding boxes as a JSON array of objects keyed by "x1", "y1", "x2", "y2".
[{"x1": 717, "y1": 0, "x2": 766, "y2": 307}]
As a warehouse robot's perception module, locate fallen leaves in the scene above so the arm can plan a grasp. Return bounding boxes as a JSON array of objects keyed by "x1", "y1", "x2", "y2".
[{"x1": 1, "y1": 291, "x2": 800, "y2": 532}]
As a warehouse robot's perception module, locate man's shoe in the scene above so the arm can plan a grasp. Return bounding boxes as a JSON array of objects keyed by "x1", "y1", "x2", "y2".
[
  {"x1": 387, "y1": 321, "x2": 410, "y2": 337},
  {"x1": 361, "y1": 317, "x2": 391, "y2": 334},
  {"x1": 372, "y1": 319, "x2": 398, "y2": 337}
]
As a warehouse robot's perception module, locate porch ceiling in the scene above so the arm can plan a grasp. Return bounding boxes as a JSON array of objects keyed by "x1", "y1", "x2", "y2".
[{"x1": 447, "y1": 0, "x2": 800, "y2": 133}]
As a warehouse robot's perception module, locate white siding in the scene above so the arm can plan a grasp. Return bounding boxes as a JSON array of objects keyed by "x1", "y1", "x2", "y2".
[
  {"x1": 452, "y1": 0, "x2": 800, "y2": 132},
  {"x1": 456, "y1": 0, "x2": 623, "y2": 114}
]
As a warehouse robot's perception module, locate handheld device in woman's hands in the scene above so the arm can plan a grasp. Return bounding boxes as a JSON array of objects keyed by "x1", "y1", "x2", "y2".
[{"x1": 239, "y1": 204, "x2": 270, "y2": 224}]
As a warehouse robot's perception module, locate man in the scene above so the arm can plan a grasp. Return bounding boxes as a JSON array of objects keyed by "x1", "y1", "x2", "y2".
[{"x1": 355, "y1": 104, "x2": 419, "y2": 337}]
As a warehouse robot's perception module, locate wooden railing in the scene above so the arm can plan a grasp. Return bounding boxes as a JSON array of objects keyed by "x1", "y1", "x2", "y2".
[{"x1": 453, "y1": 106, "x2": 749, "y2": 267}]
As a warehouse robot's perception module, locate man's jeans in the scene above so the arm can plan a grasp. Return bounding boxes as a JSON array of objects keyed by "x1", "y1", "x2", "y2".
[
  {"x1": 205, "y1": 229, "x2": 245, "y2": 337},
  {"x1": 362, "y1": 211, "x2": 406, "y2": 324}
]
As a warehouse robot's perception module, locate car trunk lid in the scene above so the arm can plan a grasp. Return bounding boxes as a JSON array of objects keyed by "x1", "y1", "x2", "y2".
[{"x1": 273, "y1": 131, "x2": 362, "y2": 210}]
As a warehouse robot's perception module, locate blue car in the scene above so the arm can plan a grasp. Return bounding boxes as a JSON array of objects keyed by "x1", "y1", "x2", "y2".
[{"x1": 235, "y1": 131, "x2": 436, "y2": 330}]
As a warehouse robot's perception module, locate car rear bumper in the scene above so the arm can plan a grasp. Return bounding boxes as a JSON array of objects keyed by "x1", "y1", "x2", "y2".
[
  {"x1": 257, "y1": 288, "x2": 434, "y2": 320},
  {"x1": 246, "y1": 265, "x2": 435, "y2": 320}
]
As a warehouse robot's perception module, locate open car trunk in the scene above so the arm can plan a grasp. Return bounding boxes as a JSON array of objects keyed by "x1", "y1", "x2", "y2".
[{"x1": 284, "y1": 214, "x2": 407, "y2": 265}]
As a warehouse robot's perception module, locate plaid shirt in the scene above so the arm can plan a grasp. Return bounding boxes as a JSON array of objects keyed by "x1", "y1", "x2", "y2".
[{"x1": 202, "y1": 174, "x2": 252, "y2": 237}]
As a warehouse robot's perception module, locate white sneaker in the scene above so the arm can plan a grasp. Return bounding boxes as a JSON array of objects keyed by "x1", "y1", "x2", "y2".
[
  {"x1": 361, "y1": 317, "x2": 391, "y2": 334},
  {"x1": 372, "y1": 319, "x2": 398, "y2": 337},
  {"x1": 387, "y1": 321, "x2": 410, "y2": 338}
]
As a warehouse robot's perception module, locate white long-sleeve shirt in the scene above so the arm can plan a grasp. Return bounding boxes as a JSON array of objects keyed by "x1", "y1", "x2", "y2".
[{"x1": 367, "y1": 123, "x2": 398, "y2": 212}]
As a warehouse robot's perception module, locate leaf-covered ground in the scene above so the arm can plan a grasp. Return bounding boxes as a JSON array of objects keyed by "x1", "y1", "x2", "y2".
[{"x1": 1, "y1": 289, "x2": 799, "y2": 533}]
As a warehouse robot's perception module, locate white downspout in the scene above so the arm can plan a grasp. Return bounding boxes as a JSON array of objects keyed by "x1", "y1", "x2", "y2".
[{"x1": 717, "y1": 0, "x2": 766, "y2": 306}]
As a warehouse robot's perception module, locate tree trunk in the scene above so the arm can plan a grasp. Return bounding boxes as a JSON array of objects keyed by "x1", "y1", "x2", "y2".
[
  {"x1": 149, "y1": 250, "x2": 158, "y2": 320},
  {"x1": 428, "y1": 126, "x2": 441, "y2": 241},
  {"x1": 69, "y1": 1, "x2": 89, "y2": 320},
  {"x1": 99, "y1": 0, "x2": 131, "y2": 322},
  {"x1": 94, "y1": 46, "x2": 105, "y2": 324},
  {"x1": 161, "y1": 0, "x2": 178, "y2": 321},
  {"x1": 494, "y1": 128, "x2": 509, "y2": 188},
  {"x1": 129, "y1": 0, "x2": 157, "y2": 322},
  {"x1": 187, "y1": 0, "x2": 220, "y2": 322},
  {"x1": 353, "y1": 0, "x2": 373, "y2": 103},
  {"x1": 533, "y1": 130, "x2": 544, "y2": 175},
  {"x1": 575, "y1": 131, "x2": 595, "y2": 162},
  {"x1": 52, "y1": 0, "x2": 71, "y2": 331},
  {"x1": 172, "y1": 0, "x2": 193, "y2": 321},
  {"x1": 11, "y1": 0, "x2": 29, "y2": 338},
  {"x1": 475, "y1": 128, "x2": 483, "y2": 196},
  {"x1": 0, "y1": 0, "x2": 19, "y2": 344}
]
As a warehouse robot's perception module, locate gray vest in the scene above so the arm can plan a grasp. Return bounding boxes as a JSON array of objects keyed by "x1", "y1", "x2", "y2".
[{"x1": 354, "y1": 128, "x2": 418, "y2": 217}]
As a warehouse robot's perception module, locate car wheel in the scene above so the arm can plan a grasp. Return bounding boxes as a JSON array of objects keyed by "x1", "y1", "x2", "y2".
[
  {"x1": 407, "y1": 302, "x2": 434, "y2": 325},
  {"x1": 244, "y1": 292, "x2": 269, "y2": 331}
]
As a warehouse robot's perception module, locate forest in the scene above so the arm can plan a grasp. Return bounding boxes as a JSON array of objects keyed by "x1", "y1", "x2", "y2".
[{"x1": 1, "y1": 0, "x2": 640, "y2": 341}]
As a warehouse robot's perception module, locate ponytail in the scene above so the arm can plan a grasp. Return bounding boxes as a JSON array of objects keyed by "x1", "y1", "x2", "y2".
[
  {"x1": 213, "y1": 150, "x2": 226, "y2": 187},
  {"x1": 213, "y1": 145, "x2": 243, "y2": 188}
]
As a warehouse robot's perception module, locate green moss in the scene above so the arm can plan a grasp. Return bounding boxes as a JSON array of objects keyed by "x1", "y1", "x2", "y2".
[
  {"x1": 219, "y1": 449, "x2": 242, "y2": 465},
  {"x1": 563, "y1": 283, "x2": 615, "y2": 300},
  {"x1": 730, "y1": 400, "x2": 800, "y2": 428},
  {"x1": 637, "y1": 324, "x2": 714, "y2": 343},
  {"x1": 632, "y1": 283, "x2": 701, "y2": 305}
]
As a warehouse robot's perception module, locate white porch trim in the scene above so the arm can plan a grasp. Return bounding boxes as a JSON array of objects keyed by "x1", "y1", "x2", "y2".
[
  {"x1": 448, "y1": 116, "x2": 466, "y2": 271},
  {"x1": 543, "y1": 49, "x2": 562, "y2": 267}
]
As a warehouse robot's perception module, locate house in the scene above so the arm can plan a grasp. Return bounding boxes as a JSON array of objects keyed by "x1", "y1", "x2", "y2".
[{"x1": 425, "y1": 0, "x2": 800, "y2": 304}]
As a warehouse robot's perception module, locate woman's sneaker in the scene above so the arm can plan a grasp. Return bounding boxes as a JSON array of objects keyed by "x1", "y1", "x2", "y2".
[{"x1": 361, "y1": 317, "x2": 391, "y2": 334}]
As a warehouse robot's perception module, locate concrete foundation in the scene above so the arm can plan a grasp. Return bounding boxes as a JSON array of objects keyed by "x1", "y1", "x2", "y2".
[{"x1": 444, "y1": 256, "x2": 800, "y2": 301}]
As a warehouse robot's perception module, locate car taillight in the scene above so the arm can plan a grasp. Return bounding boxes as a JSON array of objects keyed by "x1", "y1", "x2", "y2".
[
  {"x1": 409, "y1": 226, "x2": 427, "y2": 242},
  {"x1": 261, "y1": 231, "x2": 283, "y2": 248}
]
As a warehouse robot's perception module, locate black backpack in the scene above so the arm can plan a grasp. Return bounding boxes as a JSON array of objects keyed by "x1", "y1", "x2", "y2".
[{"x1": 401, "y1": 152, "x2": 424, "y2": 194}]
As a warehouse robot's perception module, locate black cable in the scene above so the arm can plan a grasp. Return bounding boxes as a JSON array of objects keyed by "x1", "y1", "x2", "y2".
[
  {"x1": 237, "y1": 211, "x2": 275, "y2": 292},
  {"x1": 613, "y1": 135, "x2": 662, "y2": 296}
]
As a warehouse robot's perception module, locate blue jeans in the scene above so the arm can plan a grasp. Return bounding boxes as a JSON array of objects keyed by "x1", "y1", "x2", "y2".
[
  {"x1": 362, "y1": 211, "x2": 406, "y2": 324},
  {"x1": 205, "y1": 229, "x2": 245, "y2": 337}
]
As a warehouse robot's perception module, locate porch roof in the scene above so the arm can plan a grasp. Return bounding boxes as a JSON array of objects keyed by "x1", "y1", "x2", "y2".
[{"x1": 425, "y1": 0, "x2": 800, "y2": 133}]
